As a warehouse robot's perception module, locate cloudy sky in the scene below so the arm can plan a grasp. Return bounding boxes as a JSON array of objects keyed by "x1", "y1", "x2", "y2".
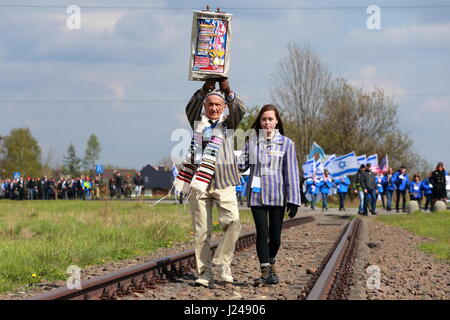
[{"x1": 0, "y1": 0, "x2": 449, "y2": 170}]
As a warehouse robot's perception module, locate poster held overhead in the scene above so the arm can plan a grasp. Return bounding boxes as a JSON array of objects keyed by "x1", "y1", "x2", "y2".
[{"x1": 189, "y1": 9, "x2": 233, "y2": 81}]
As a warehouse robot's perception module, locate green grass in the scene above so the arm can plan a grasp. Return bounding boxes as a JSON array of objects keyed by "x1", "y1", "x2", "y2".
[
  {"x1": 376, "y1": 210, "x2": 450, "y2": 263},
  {"x1": 0, "y1": 200, "x2": 252, "y2": 294}
]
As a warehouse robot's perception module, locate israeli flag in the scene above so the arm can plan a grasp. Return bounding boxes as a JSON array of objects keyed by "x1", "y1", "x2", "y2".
[
  {"x1": 302, "y1": 159, "x2": 315, "y2": 178},
  {"x1": 315, "y1": 160, "x2": 324, "y2": 178},
  {"x1": 367, "y1": 154, "x2": 379, "y2": 172},
  {"x1": 324, "y1": 154, "x2": 336, "y2": 173},
  {"x1": 329, "y1": 152, "x2": 360, "y2": 178},
  {"x1": 171, "y1": 165, "x2": 179, "y2": 178},
  {"x1": 307, "y1": 141, "x2": 325, "y2": 160},
  {"x1": 357, "y1": 154, "x2": 366, "y2": 165}
]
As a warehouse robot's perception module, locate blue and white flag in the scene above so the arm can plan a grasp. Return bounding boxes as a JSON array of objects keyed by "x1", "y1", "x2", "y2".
[
  {"x1": 324, "y1": 154, "x2": 336, "y2": 173},
  {"x1": 171, "y1": 165, "x2": 179, "y2": 178},
  {"x1": 357, "y1": 154, "x2": 366, "y2": 166},
  {"x1": 329, "y1": 152, "x2": 360, "y2": 178},
  {"x1": 302, "y1": 159, "x2": 315, "y2": 178},
  {"x1": 367, "y1": 154, "x2": 379, "y2": 172},
  {"x1": 315, "y1": 160, "x2": 324, "y2": 178},
  {"x1": 307, "y1": 141, "x2": 326, "y2": 160}
]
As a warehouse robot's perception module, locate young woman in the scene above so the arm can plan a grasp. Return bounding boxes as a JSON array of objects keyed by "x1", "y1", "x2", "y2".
[
  {"x1": 421, "y1": 172, "x2": 433, "y2": 211},
  {"x1": 305, "y1": 174, "x2": 319, "y2": 210},
  {"x1": 355, "y1": 165, "x2": 366, "y2": 214},
  {"x1": 430, "y1": 162, "x2": 447, "y2": 211},
  {"x1": 375, "y1": 172, "x2": 385, "y2": 209},
  {"x1": 382, "y1": 168, "x2": 395, "y2": 211},
  {"x1": 334, "y1": 175, "x2": 350, "y2": 211},
  {"x1": 317, "y1": 169, "x2": 333, "y2": 211},
  {"x1": 239, "y1": 104, "x2": 301, "y2": 286},
  {"x1": 409, "y1": 174, "x2": 423, "y2": 209}
]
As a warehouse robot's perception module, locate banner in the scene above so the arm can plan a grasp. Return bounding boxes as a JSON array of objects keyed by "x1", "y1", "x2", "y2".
[
  {"x1": 357, "y1": 154, "x2": 366, "y2": 166},
  {"x1": 329, "y1": 152, "x2": 360, "y2": 178},
  {"x1": 324, "y1": 154, "x2": 336, "y2": 173},
  {"x1": 307, "y1": 141, "x2": 326, "y2": 160},
  {"x1": 189, "y1": 10, "x2": 233, "y2": 81},
  {"x1": 367, "y1": 154, "x2": 379, "y2": 172},
  {"x1": 171, "y1": 165, "x2": 179, "y2": 178},
  {"x1": 302, "y1": 159, "x2": 315, "y2": 178},
  {"x1": 315, "y1": 160, "x2": 324, "y2": 178}
]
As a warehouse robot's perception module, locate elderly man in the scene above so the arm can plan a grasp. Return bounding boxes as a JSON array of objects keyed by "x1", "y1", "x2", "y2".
[{"x1": 173, "y1": 78, "x2": 245, "y2": 287}]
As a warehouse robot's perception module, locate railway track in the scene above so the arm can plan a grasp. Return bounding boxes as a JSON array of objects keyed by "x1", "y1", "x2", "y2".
[
  {"x1": 27, "y1": 216, "x2": 316, "y2": 300},
  {"x1": 304, "y1": 217, "x2": 362, "y2": 300}
]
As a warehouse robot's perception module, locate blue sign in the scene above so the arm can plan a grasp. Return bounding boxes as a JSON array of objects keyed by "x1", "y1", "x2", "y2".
[
  {"x1": 13, "y1": 172, "x2": 20, "y2": 179},
  {"x1": 95, "y1": 165, "x2": 104, "y2": 174}
]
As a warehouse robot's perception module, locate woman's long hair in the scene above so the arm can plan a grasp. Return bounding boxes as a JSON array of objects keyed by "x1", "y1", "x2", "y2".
[
  {"x1": 251, "y1": 104, "x2": 285, "y2": 136},
  {"x1": 436, "y1": 162, "x2": 445, "y2": 172}
]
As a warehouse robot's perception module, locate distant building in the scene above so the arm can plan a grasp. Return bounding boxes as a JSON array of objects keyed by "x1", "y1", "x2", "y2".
[{"x1": 140, "y1": 165, "x2": 174, "y2": 195}]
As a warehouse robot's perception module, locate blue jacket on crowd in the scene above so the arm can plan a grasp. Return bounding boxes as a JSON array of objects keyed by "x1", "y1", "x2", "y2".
[
  {"x1": 382, "y1": 174, "x2": 395, "y2": 192},
  {"x1": 409, "y1": 180, "x2": 423, "y2": 199},
  {"x1": 317, "y1": 178, "x2": 333, "y2": 195},
  {"x1": 305, "y1": 178, "x2": 319, "y2": 195},
  {"x1": 334, "y1": 176, "x2": 351, "y2": 193},
  {"x1": 392, "y1": 171, "x2": 410, "y2": 191},
  {"x1": 375, "y1": 176, "x2": 384, "y2": 193},
  {"x1": 421, "y1": 178, "x2": 433, "y2": 195}
]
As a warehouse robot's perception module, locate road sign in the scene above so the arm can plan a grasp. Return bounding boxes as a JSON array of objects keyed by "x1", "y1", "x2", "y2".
[
  {"x1": 95, "y1": 165, "x2": 104, "y2": 174},
  {"x1": 13, "y1": 172, "x2": 20, "y2": 179}
]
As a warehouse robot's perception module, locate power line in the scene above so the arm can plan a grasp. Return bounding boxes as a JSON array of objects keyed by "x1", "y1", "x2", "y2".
[
  {"x1": 0, "y1": 93, "x2": 449, "y2": 104},
  {"x1": 0, "y1": 74, "x2": 449, "y2": 86},
  {"x1": 1, "y1": 4, "x2": 450, "y2": 10}
]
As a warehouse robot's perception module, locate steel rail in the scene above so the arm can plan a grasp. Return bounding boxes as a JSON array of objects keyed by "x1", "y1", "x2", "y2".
[
  {"x1": 305, "y1": 218, "x2": 361, "y2": 300},
  {"x1": 27, "y1": 215, "x2": 315, "y2": 300}
]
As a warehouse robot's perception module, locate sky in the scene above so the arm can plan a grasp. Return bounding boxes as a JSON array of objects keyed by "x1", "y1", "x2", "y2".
[{"x1": 0, "y1": 0, "x2": 449, "y2": 170}]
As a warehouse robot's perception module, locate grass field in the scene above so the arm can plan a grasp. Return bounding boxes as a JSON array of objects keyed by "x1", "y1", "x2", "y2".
[
  {"x1": 376, "y1": 211, "x2": 450, "y2": 263},
  {"x1": 0, "y1": 200, "x2": 253, "y2": 294}
]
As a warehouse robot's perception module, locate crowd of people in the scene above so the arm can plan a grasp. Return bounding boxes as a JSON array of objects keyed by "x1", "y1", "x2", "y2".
[
  {"x1": 302, "y1": 162, "x2": 448, "y2": 215},
  {"x1": 0, "y1": 170, "x2": 146, "y2": 200}
]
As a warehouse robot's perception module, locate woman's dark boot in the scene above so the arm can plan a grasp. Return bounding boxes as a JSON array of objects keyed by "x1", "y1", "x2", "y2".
[
  {"x1": 254, "y1": 265, "x2": 272, "y2": 286},
  {"x1": 269, "y1": 259, "x2": 279, "y2": 284}
]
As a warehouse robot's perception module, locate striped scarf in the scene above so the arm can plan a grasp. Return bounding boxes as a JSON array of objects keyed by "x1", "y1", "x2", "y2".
[{"x1": 173, "y1": 115, "x2": 225, "y2": 198}]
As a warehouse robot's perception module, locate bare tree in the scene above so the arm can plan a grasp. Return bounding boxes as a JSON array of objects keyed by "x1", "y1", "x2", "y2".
[
  {"x1": 316, "y1": 78, "x2": 431, "y2": 174},
  {"x1": 270, "y1": 43, "x2": 332, "y2": 164}
]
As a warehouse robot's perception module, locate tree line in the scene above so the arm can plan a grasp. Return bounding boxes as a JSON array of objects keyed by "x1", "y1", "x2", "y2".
[
  {"x1": 0, "y1": 129, "x2": 102, "y2": 178},
  {"x1": 239, "y1": 43, "x2": 431, "y2": 176}
]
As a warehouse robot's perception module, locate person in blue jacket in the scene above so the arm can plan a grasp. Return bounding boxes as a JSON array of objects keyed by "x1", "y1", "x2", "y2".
[
  {"x1": 305, "y1": 174, "x2": 319, "y2": 210},
  {"x1": 334, "y1": 175, "x2": 350, "y2": 211},
  {"x1": 317, "y1": 169, "x2": 333, "y2": 211},
  {"x1": 421, "y1": 171, "x2": 433, "y2": 211},
  {"x1": 409, "y1": 174, "x2": 423, "y2": 209},
  {"x1": 375, "y1": 172, "x2": 385, "y2": 209},
  {"x1": 392, "y1": 166, "x2": 410, "y2": 213},
  {"x1": 382, "y1": 168, "x2": 396, "y2": 211}
]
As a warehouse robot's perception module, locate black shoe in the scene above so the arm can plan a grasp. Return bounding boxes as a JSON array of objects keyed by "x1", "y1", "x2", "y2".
[
  {"x1": 254, "y1": 266, "x2": 272, "y2": 286},
  {"x1": 269, "y1": 259, "x2": 279, "y2": 285}
]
